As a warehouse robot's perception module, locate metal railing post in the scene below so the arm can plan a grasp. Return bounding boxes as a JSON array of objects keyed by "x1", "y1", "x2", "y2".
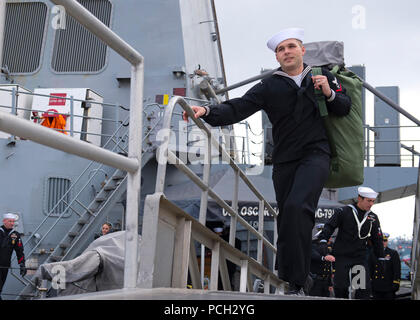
[
  {"x1": 124, "y1": 63, "x2": 144, "y2": 288},
  {"x1": 115, "y1": 103, "x2": 119, "y2": 138},
  {"x1": 0, "y1": 0, "x2": 6, "y2": 70},
  {"x1": 11, "y1": 87, "x2": 17, "y2": 115},
  {"x1": 245, "y1": 122, "x2": 250, "y2": 164},
  {"x1": 366, "y1": 125, "x2": 370, "y2": 167},
  {"x1": 47, "y1": 0, "x2": 146, "y2": 289},
  {"x1": 70, "y1": 95, "x2": 74, "y2": 137},
  {"x1": 229, "y1": 170, "x2": 239, "y2": 246},
  {"x1": 257, "y1": 200, "x2": 264, "y2": 264},
  {"x1": 198, "y1": 130, "x2": 211, "y2": 224}
]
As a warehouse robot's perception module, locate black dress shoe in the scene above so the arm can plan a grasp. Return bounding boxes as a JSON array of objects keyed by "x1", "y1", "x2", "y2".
[
  {"x1": 287, "y1": 288, "x2": 305, "y2": 296},
  {"x1": 286, "y1": 284, "x2": 306, "y2": 296}
]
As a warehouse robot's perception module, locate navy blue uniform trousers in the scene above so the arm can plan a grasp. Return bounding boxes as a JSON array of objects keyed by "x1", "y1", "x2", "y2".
[{"x1": 273, "y1": 150, "x2": 330, "y2": 287}]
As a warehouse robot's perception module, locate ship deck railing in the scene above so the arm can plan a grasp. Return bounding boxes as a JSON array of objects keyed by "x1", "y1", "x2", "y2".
[{"x1": 0, "y1": 86, "x2": 256, "y2": 165}]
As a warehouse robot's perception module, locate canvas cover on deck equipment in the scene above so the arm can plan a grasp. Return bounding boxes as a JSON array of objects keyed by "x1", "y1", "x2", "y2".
[{"x1": 34, "y1": 231, "x2": 141, "y2": 297}]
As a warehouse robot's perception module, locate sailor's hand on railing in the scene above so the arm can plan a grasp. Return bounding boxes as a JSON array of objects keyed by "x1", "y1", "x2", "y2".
[{"x1": 182, "y1": 106, "x2": 207, "y2": 122}]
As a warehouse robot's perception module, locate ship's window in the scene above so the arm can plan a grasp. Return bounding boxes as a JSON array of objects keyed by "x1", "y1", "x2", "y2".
[
  {"x1": 44, "y1": 177, "x2": 72, "y2": 217},
  {"x1": 51, "y1": 0, "x2": 112, "y2": 73},
  {"x1": 1, "y1": 2, "x2": 48, "y2": 74}
]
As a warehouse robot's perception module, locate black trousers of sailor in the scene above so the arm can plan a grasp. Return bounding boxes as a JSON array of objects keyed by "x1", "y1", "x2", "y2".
[
  {"x1": 0, "y1": 266, "x2": 9, "y2": 299},
  {"x1": 333, "y1": 253, "x2": 371, "y2": 299},
  {"x1": 272, "y1": 150, "x2": 330, "y2": 288}
]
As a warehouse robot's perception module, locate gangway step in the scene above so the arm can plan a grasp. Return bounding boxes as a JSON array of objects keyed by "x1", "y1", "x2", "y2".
[
  {"x1": 68, "y1": 231, "x2": 79, "y2": 237},
  {"x1": 49, "y1": 255, "x2": 63, "y2": 262},
  {"x1": 104, "y1": 185, "x2": 116, "y2": 191},
  {"x1": 77, "y1": 219, "x2": 88, "y2": 225},
  {"x1": 88, "y1": 207, "x2": 98, "y2": 213},
  {"x1": 59, "y1": 243, "x2": 70, "y2": 249}
]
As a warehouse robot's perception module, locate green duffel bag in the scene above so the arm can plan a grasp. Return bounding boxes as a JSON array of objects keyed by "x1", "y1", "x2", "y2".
[{"x1": 312, "y1": 65, "x2": 364, "y2": 188}]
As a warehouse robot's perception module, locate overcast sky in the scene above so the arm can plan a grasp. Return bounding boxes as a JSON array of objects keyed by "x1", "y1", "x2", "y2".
[{"x1": 213, "y1": 0, "x2": 420, "y2": 238}]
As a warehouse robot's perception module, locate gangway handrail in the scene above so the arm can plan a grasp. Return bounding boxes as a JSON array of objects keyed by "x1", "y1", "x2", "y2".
[
  {"x1": 154, "y1": 96, "x2": 279, "y2": 283},
  {"x1": 401, "y1": 144, "x2": 420, "y2": 157},
  {"x1": 0, "y1": 87, "x2": 127, "y2": 108},
  {"x1": 214, "y1": 68, "x2": 420, "y2": 127},
  {"x1": 139, "y1": 193, "x2": 284, "y2": 293}
]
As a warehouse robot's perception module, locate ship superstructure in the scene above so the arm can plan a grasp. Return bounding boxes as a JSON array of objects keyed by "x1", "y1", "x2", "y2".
[{"x1": 0, "y1": 0, "x2": 418, "y2": 300}]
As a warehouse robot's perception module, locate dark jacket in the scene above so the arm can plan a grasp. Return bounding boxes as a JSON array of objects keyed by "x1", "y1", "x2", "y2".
[
  {"x1": 0, "y1": 226, "x2": 25, "y2": 267},
  {"x1": 203, "y1": 64, "x2": 351, "y2": 164},
  {"x1": 318, "y1": 205, "x2": 384, "y2": 259},
  {"x1": 310, "y1": 240, "x2": 333, "y2": 284},
  {"x1": 370, "y1": 246, "x2": 401, "y2": 292}
]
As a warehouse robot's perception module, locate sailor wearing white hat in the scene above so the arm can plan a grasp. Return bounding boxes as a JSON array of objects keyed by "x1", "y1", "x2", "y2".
[
  {"x1": 358, "y1": 186, "x2": 379, "y2": 199},
  {"x1": 183, "y1": 27, "x2": 352, "y2": 296},
  {"x1": 3, "y1": 213, "x2": 17, "y2": 220},
  {"x1": 1, "y1": 212, "x2": 26, "y2": 299},
  {"x1": 266, "y1": 27, "x2": 304, "y2": 52},
  {"x1": 317, "y1": 186, "x2": 384, "y2": 299}
]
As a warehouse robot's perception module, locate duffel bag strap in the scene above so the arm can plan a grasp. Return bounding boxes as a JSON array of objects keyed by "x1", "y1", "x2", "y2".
[
  {"x1": 311, "y1": 67, "x2": 328, "y2": 117},
  {"x1": 311, "y1": 67, "x2": 339, "y2": 169}
]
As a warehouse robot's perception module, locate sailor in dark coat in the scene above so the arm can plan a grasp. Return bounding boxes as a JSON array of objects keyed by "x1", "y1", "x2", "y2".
[
  {"x1": 0, "y1": 213, "x2": 26, "y2": 300},
  {"x1": 183, "y1": 27, "x2": 351, "y2": 295},
  {"x1": 318, "y1": 187, "x2": 384, "y2": 299},
  {"x1": 309, "y1": 224, "x2": 335, "y2": 297},
  {"x1": 370, "y1": 233, "x2": 401, "y2": 299}
]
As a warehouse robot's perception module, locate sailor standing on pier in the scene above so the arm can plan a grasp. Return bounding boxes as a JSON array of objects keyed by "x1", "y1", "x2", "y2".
[
  {"x1": 0, "y1": 213, "x2": 26, "y2": 300},
  {"x1": 184, "y1": 27, "x2": 351, "y2": 295}
]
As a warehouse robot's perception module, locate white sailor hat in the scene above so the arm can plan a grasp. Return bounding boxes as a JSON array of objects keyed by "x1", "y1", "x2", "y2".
[
  {"x1": 3, "y1": 213, "x2": 17, "y2": 220},
  {"x1": 358, "y1": 187, "x2": 378, "y2": 199},
  {"x1": 266, "y1": 27, "x2": 304, "y2": 52}
]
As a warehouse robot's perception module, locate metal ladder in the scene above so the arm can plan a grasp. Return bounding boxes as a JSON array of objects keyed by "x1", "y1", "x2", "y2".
[
  {"x1": 48, "y1": 168, "x2": 127, "y2": 262},
  {"x1": 18, "y1": 169, "x2": 128, "y2": 299}
]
